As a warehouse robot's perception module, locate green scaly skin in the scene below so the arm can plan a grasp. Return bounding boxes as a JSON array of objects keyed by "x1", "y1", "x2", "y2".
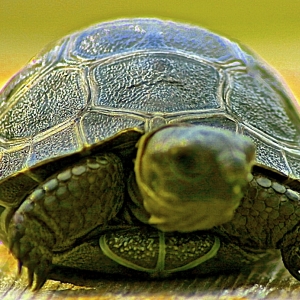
[
  {"x1": 217, "y1": 168, "x2": 300, "y2": 250},
  {"x1": 216, "y1": 167, "x2": 300, "y2": 278},
  {"x1": 7, "y1": 153, "x2": 125, "y2": 290},
  {"x1": 7, "y1": 159, "x2": 300, "y2": 290}
]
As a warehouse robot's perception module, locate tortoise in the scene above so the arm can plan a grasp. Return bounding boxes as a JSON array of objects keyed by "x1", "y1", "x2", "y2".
[{"x1": 1, "y1": 18, "x2": 300, "y2": 290}]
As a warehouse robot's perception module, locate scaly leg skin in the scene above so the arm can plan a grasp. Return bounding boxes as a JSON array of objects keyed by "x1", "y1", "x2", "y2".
[
  {"x1": 216, "y1": 169, "x2": 300, "y2": 281},
  {"x1": 8, "y1": 153, "x2": 124, "y2": 290}
]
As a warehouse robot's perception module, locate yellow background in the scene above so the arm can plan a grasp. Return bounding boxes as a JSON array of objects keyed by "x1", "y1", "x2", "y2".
[
  {"x1": 1, "y1": 1, "x2": 300, "y2": 298},
  {"x1": 0, "y1": 0, "x2": 299, "y2": 100}
]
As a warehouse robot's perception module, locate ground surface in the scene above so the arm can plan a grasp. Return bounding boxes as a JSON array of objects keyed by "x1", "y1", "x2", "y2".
[{"x1": 1, "y1": 243, "x2": 300, "y2": 300}]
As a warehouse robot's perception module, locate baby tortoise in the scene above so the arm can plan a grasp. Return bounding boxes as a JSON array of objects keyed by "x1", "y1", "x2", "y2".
[{"x1": 1, "y1": 18, "x2": 300, "y2": 290}]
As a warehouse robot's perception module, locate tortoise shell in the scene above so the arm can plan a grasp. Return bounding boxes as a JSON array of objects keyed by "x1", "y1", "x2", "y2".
[{"x1": 1, "y1": 18, "x2": 300, "y2": 214}]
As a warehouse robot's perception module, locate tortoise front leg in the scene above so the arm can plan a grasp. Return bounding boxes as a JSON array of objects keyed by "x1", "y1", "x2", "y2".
[{"x1": 8, "y1": 153, "x2": 124, "y2": 290}]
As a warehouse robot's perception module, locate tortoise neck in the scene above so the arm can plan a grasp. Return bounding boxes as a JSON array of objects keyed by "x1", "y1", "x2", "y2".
[{"x1": 127, "y1": 171, "x2": 151, "y2": 225}]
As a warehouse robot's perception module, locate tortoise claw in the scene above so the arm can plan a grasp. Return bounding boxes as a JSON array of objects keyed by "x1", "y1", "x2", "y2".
[
  {"x1": 16, "y1": 250, "x2": 51, "y2": 290},
  {"x1": 17, "y1": 260, "x2": 23, "y2": 275},
  {"x1": 27, "y1": 268, "x2": 34, "y2": 289},
  {"x1": 11, "y1": 244, "x2": 51, "y2": 290},
  {"x1": 23, "y1": 262, "x2": 49, "y2": 291},
  {"x1": 8, "y1": 211, "x2": 52, "y2": 290},
  {"x1": 32, "y1": 272, "x2": 48, "y2": 291}
]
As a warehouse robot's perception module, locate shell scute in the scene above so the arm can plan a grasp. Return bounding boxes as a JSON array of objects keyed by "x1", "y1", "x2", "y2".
[{"x1": 1, "y1": 18, "x2": 300, "y2": 195}]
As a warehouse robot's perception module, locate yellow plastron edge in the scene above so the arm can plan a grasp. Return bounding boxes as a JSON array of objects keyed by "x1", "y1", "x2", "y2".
[{"x1": 99, "y1": 232, "x2": 220, "y2": 275}]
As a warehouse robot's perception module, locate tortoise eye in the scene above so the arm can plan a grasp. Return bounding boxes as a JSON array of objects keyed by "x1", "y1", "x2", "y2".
[
  {"x1": 169, "y1": 147, "x2": 211, "y2": 177},
  {"x1": 173, "y1": 151, "x2": 197, "y2": 172}
]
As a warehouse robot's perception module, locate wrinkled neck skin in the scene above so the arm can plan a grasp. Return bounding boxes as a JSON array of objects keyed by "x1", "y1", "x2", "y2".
[{"x1": 215, "y1": 167, "x2": 300, "y2": 252}]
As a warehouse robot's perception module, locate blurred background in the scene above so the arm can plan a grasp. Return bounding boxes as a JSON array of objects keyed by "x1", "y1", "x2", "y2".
[
  {"x1": 0, "y1": 0, "x2": 299, "y2": 100},
  {"x1": 0, "y1": 1, "x2": 300, "y2": 298}
]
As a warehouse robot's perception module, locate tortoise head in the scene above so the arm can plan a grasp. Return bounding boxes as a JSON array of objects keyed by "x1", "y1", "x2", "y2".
[{"x1": 134, "y1": 124, "x2": 255, "y2": 232}]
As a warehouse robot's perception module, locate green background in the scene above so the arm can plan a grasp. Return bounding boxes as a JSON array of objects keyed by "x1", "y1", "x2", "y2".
[{"x1": 1, "y1": 0, "x2": 299, "y2": 100}]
